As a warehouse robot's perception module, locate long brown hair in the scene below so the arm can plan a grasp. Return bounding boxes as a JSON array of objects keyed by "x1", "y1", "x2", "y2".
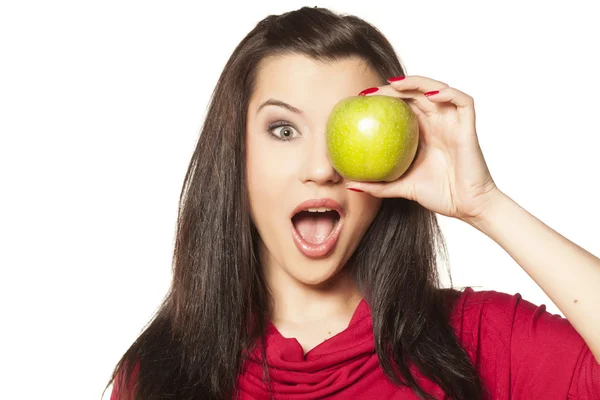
[{"x1": 104, "y1": 6, "x2": 486, "y2": 399}]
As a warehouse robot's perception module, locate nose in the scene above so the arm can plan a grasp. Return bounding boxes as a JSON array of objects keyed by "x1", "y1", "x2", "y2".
[{"x1": 298, "y1": 132, "x2": 343, "y2": 186}]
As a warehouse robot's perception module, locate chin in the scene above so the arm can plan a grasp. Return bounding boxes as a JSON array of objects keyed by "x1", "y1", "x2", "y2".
[{"x1": 286, "y1": 257, "x2": 346, "y2": 287}]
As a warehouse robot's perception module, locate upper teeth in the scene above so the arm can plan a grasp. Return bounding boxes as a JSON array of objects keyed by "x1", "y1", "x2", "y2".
[{"x1": 305, "y1": 207, "x2": 334, "y2": 212}]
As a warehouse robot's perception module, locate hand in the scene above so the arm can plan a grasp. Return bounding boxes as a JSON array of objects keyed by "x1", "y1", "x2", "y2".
[{"x1": 347, "y1": 75, "x2": 500, "y2": 224}]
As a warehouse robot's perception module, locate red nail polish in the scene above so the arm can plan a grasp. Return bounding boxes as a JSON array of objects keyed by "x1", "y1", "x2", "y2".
[
  {"x1": 347, "y1": 187, "x2": 364, "y2": 192},
  {"x1": 358, "y1": 87, "x2": 379, "y2": 96},
  {"x1": 424, "y1": 90, "x2": 439, "y2": 97},
  {"x1": 388, "y1": 76, "x2": 405, "y2": 82}
]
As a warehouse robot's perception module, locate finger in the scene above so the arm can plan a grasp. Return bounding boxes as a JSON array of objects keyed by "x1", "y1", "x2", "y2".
[
  {"x1": 387, "y1": 75, "x2": 450, "y2": 94},
  {"x1": 423, "y1": 86, "x2": 475, "y2": 122},
  {"x1": 387, "y1": 75, "x2": 450, "y2": 113},
  {"x1": 345, "y1": 180, "x2": 414, "y2": 200},
  {"x1": 361, "y1": 85, "x2": 435, "y2": 117}
]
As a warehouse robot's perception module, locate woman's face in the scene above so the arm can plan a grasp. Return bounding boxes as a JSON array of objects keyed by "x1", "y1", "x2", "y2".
[{"x1": 246, "y1": 54, "x2": 384, "y2": 286}]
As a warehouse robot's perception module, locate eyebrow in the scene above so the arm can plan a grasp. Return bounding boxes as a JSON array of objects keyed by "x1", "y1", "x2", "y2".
[{"x1": 256, "y1": 98, "x2": 304, "y2": 116}]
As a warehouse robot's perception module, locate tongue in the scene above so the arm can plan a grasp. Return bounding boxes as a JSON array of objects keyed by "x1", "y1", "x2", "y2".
[{"x1": 293, "y1": 211, "x2": 335, "y2": 244}]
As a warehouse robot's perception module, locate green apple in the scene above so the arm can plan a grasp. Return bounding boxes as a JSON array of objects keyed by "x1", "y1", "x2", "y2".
[{"x1": 326, "y1": 95, "x2": 419, "y2": 182}]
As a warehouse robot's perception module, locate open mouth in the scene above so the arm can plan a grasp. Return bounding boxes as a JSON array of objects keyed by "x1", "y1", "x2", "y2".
[
  {"x1": 289, "y1": 198, "x2": 345, "y2": 258},
  {"x1": 291, "y1": 208, "x2": 341, "y2": 245}
]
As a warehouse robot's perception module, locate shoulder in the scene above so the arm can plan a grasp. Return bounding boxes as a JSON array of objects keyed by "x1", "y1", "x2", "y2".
[
  {"x1": 440, "y1": 286, "x2": 585, "y2": 359},
  {"x1": 442, "y1": 286, "x2": 522, "y2": 320},
  {"x1": 111, "y1": 359, "x2": 141, "y2": 400},
  {"x1": 441, "y1": 286, "x2": 575, "y2": 330},
  {"x1": 439, "y1": 287, "x2": 588, "y2": 394}
]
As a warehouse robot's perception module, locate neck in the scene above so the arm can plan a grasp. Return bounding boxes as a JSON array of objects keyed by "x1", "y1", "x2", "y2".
[{"x1": 266, "y1": 263, "x2": 363, "y2": 326}]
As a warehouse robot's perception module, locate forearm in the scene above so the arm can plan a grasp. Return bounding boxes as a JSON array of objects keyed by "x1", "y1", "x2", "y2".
[{"x1": 465, "y1": 189, "x2": 600, "y2": 362}]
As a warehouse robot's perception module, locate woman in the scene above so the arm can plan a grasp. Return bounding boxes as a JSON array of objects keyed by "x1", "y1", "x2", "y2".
[{"x1": 105, "y1": 6, "x2": 600, "y2": 400}]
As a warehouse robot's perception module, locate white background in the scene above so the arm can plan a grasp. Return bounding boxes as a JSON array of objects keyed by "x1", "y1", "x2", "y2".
[{"x1": 1, "y1": 1, "x2": 599, "y2": 399}]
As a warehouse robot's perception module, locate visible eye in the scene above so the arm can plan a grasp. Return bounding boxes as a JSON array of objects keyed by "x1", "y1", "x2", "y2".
[{"x1": 267, "y1": 121, "x2": 301, "y2": 141}]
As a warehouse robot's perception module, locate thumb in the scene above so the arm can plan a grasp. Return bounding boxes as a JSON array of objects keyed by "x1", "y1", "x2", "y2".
[{"x1": 345, "y1": 180, "x2": 414, "y2": 200}]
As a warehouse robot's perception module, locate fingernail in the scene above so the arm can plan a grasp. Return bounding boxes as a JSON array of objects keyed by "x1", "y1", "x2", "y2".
[
  {"x1": 358, "y1": 87, "x2": 379, "y2": 96},
  {"x1": 388, "y1": 76, "x2": 405, "y2": 82},
  {"x1": 347, "y1": 187, "x2": 364, "y2": 192},
  {"x1": 424, "y1": 90, "x2": 439, "y2": 97}
]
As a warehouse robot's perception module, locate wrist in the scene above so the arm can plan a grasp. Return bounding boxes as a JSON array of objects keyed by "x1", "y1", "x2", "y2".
[{"x1": 462, "y1": 188, "x2": 510, "y2": 232}]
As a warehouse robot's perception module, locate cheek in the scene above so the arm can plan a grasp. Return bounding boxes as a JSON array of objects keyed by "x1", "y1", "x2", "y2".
[
  {"x1": 247, "y1": 147, "x2": 290, "y2": 199},
  {"x1": 246, "y1": 148, "x2": 271, "y2": 224},
  {"x1": 350, "y1": 195, "x2": 382, "y2": 232},
  {"x1": 246, "y1": 135, "x2": 297, "y2": 224}
]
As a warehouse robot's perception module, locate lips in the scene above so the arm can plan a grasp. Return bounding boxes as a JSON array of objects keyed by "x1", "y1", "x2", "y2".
[
  {"x1": 290, "y1": 198, "x2": 345, "y2": 219},
  {"x1": 290, "y1": 198, "x2": 345, "y2": 258}
]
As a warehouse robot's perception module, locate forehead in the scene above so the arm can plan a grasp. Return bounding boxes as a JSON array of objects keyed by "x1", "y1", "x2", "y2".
[{"x1": 249, "y1": 53, "x2": 383, "y2": 114}]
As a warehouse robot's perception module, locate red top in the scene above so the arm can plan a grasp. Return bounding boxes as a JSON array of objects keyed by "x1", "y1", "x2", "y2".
[
  {"x1": 111, "y1": 288, "x2": 600, "y2": 399},
  {"x1": 235, "y1": 288, "x2": 600, "y2": 399}
]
